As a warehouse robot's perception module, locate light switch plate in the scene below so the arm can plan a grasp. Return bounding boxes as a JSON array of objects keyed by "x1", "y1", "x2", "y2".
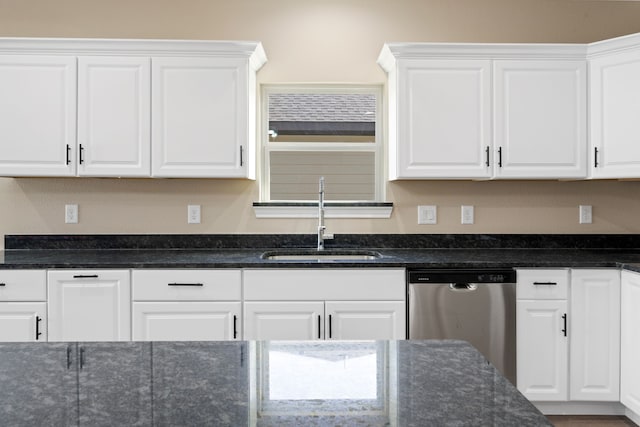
[
  {"x1": 579, "y1": 205, "x2": 592, "y2": 224},
  {"x1": 188, "y1": 205, "x2": 201, "y2": 224},
  {"x1": 418, "y1": 205, "x2": 437, "y2": 225},
  {"x1": 461, "y1": 205, "x2": 474, "y2": 225}
]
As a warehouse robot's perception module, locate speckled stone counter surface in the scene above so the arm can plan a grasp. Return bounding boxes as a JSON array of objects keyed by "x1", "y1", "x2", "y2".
[
  {"x1": 2, "y1": 233, "x2": 640, "y2": 270},
  {"x1": 0, "y1": 340, "x2": 550, "y2": 427}
]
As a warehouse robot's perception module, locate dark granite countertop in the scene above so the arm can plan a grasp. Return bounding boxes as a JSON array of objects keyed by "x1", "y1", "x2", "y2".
[
  {"x1": 2, "y1": 233, "x2": 640, "y2": 271},
  {"x1": 0, "y1": 339, "x2": 551, "y2": 426}
]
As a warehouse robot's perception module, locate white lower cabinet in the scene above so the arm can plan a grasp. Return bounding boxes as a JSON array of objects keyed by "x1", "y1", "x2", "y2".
[
  {"x1": 516, "y1": 268, "x2": 621, "y2": 403},
  {"x1": 0, "y1": 270, "x2": 47, "y2": 342},
  {"x1": 47, "y1": 270, "x2": 131, "y2": 341},
  {"x1": 242, "y1": 269, "x2": 406, "y2": 341},
  {"x1": 131, "y1": 269, "x2": 242, "y2": 341},
  {"x1": 621, "y1": 271, "x2": 640, "y2": 416}
]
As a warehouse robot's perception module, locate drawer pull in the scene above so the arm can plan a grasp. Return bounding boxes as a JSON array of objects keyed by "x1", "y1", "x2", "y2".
[
  {"x1": 318, "y1": 315, "x2": 321, "y2": 339},
  {"x1": 533, "y1": 281, "x2": 557, "y2": 286},
  {"x1": 562, "y1": 313, "x2": 567, "y2": 337},
  {"x1": 0, "y1": 283, "x2": 5, "y2": 286},
  {"x1": 73, "y1": 275, "x2": 99, "y2": 279},
  {"x1": 167, "y1": 283, "x2": 204, "y2": 287},
  {"x1": 35, "y1": 316, "x2": 42, "y2": 340},
  {"x1": 233, "y1": 315, "x2": 238, "y2": 339}
]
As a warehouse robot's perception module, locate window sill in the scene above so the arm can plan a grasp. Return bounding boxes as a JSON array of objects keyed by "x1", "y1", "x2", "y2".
[{"x1": 252, "y1": 202, "x2": 393, "y2": 219}]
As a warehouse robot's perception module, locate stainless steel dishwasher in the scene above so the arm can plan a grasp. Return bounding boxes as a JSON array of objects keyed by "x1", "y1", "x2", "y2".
[{"x1": 408, "y1": 269, "x2": 517, "y2": 384}]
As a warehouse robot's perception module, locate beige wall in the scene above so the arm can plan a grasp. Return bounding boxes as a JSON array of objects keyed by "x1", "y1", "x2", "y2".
[{"x1": 2, "y1": 0, "x2": 640, "y2": 248}]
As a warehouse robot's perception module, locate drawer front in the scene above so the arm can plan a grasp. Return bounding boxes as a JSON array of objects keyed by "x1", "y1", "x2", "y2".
[
  {"x1": 517, "y1": 269, "x2": 569, "y2": 299},
  {"x1": 0, "y1": 270, "x2": 47, "y2": 301},
  {"x1": 132, "y1": 269, "x2": 241, "y2": 301}
]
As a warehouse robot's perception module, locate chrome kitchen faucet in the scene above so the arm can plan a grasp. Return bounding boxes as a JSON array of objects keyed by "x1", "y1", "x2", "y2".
[{"x1": 317, "y1": 177, "x2": 333, "y2": 251}]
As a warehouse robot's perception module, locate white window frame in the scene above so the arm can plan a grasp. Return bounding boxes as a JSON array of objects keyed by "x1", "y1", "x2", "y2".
[{"x1": 254, "y1": 84, "x2": 392, "y2": 219}]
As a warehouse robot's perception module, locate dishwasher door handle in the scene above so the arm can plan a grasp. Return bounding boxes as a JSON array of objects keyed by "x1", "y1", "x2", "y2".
[{"x1": 448, "y1": 283, "x2": 478, "y2": 292}]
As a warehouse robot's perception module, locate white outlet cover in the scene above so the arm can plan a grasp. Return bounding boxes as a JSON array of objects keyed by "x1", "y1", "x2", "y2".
[
  {"x1": 65, "y1": 204, "x2": 78, "y2": 224},
  {"x1": 418, "y1": 205, "x2": 437, "y2": 225},
  {"x1": 579, "y1": 205, "x2": 592, "y2": 224},
  {"x1": 188, "y1": 205, "x2": 201, "y2": 224},
  {"x1": 461, "y1": 205, "x2": 474, "y2": 225}
]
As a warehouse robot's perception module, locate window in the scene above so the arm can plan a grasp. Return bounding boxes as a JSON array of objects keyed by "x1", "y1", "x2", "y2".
[{"x1": 255, "y1": 85, "x2": 391, "y2": 218}]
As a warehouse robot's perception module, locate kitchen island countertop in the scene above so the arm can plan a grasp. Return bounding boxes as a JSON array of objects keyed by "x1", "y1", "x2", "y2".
[{"x1": 0, "y1": 339, "x2": 551, "y2": 426}]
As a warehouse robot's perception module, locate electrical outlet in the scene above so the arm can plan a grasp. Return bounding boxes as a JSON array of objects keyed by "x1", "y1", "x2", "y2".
[
  {"x1": 65, "y1": 204, "x2": 78, "y2": 224},
  {"x1": 579, "y1": 205, "x2": 592, "y2": 224},
  {"x1": 418, "y1": 205, "x2": 437, "y2": 225},
  {"x1": 461, "y1": 205, "x2": 474, "y2": 225},
  {"x1": 188, "y1": 205, "x2": 201, "y2": 224}
]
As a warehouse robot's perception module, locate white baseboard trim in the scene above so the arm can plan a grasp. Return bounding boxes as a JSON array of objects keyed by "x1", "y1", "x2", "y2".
[
  {"x1": 533, "y1": 401, "x2": 626, "y2": 416},
  {"x1": 626, "y1": 408, "x2": 640, "y2": 425}
]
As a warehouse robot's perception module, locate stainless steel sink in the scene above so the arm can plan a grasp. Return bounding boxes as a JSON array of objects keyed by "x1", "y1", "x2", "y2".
[{"x1": 261, "y1": 250, "x2": 381, "y2": 262}]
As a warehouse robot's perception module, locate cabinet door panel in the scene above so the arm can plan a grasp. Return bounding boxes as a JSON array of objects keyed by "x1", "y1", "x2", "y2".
[
  {"x1": 590, "y1": 49, "x2": 640, "y2": 178},
  {"x1": 395, "y1": 59, "x2": 492, "y2": 179},
  {"x1": 494, "y1": 60, "x2": 586, "y2": 178},
  {"x1": 47, "y1": 270, "x2": 131, "y2": 341},
  {"x1": 133, "y1": 301, "x2": 240, "y2": 341},
  {"x1": 516, "y1": 299, "x2": 568, "y2": 401},
  {"x1": 244, "y1": 301, "x2": 323, "y2": 340},
  {"x1": 152, "y1": 56, "x2": 247, "y2": 177},
  {"x1": 325, "y1": 301, "x2": 405, "y2": 340},
  {"x1": 78, "y1": 56, "x2": 150, "y2": 176},
  {"x1": 78, "y1": 342, "x2": 151, "y2": 426},
  {"x1": 0, "y1": 343, "x2": 76, "y2": 425},
  {"x1": 570, "y1": 270, "x2": 620, "y2": 401},
  {"x1": 0, "y1": 302, "x2": 46, "y2": 342},
  {"x1": 621, "y1": 271, "x2": 640, "y2": 414},
  {"x1": 0, "y1": 55, "x2": 76, "y2": 176}
]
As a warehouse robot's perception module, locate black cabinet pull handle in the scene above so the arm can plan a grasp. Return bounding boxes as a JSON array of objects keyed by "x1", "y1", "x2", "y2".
[
  {"x1": 533, "y1": 281, "x2": 557, "y2": 286},
  {"x1": 498, "y1": 147, "x2": 503, "y2": 167},
  {"x1": 73, "y1": 275, "x2": 98, "y2": 279},
  {"x1": 167, "y1": 283, "x2": 203, "y2": 287},
  {"x1": 233, "y1": 315, "x2": 238, "y2": 339},
  {"x1": 594, "y1": 147, "x2": 599, "y2": 168},
  {"x1": 240, "y1": 146, "x2": 244, "y2": 167},
  {"x1": 317, "y1": 315, "x2": 321, "y2": 339},
  {"x1": 329, "y1": 314, "x2": 333, "y2": 339},
  {"x1": 485, "y1": 146, "x2": 490, "y2": 167},
  {"x1": 66, "y1": 144, "x2": 71, "y2": 165},
  {"x1": 561, "y1": 313, "x2": 567, "y2": 337},
  {"x1": 0, "y1": 283, "x2": 5, "y2": 287},
  {"x1": 66, "y1": 345, "x2": 73, "y2": 369},
  {"x1": 35, "y1": 316, "x2": 42, "y2": 340},
  {"x1": 80, "y1": 347, "x2": 85, "y2": 369},
  {"x1": 79, "y1": 144, "x2": 85, "y2": 164}
]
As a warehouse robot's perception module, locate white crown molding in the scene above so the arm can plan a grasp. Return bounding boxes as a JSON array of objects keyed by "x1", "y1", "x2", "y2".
[
  {"x1": 587, "y1": 32, "x2": 640, "y2": 58},
  {"x1": 0, "y1": 37, "x2": 266, "y2": 69}
]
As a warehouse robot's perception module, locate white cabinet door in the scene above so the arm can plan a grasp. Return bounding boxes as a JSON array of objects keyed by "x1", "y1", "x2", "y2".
[
  {"x1": 621, "y1": 271, "x2": 640, "y2": 415},
  {"x1": 244, "y1": 301, "x2": 324, "y2": 340},
  {"x1": 0, "y1": 302, "x2": 46, "y2": 342},
  {"x1": 494, "y1": 60, "x2": 587, "y2": 179},
  {"x1": 77, "y1": 56, "x2": 151, "y2": 177},
  {"x1": 569, "y1": 269, "x2": 620, "y2": 401},
  {"x1": 394, "y1": 59, "x2": 492, "y2": 179},
  {"x1": 151, "y1": 57, "x2": 248, "y2": 178},
  {"x1": 47, "y1": 270, "x2": 131, "y2": 341},
  {"x1": 516, "y1": 299, "x2": 568, "y2": 401},
  {"x1": 325, "y1": 301, "x2": 405, "y2": 340},
  {"x1": 590, "y1": 48, "x2": 640, "y2": 178},
  {"x1": 0, "y1": 55, "x2": 76, "y2": 176},
  {"x1": 132, "y1": 302, "x2": 240, "y2": 341}
]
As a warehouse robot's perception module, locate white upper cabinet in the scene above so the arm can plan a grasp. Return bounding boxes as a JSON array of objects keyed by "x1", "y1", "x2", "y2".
[
  {"x1": 493, "y1": 60, "x2": 587, "y2": 179},
  {"x1": 589, "y1": 34, "x2": 640, "y2": 178},
  {"x1": 392, "y1": 59, "x2": 492, "y2": 179},
  {"x1": 379, "y1": 43, "x2": 588, "y2": 180},
  {"x1": 0, "y1": 38, "x2": 265, "y2": 178},
  {"x1": 0, "y1": 55, "x2": 77, "y2": 176},
  {"x1": 152, "y1": 57, "x2": 252, "y2": 178},
  {"x1": 77, "y1": 56, "x2": 151, "y2": 177}
]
